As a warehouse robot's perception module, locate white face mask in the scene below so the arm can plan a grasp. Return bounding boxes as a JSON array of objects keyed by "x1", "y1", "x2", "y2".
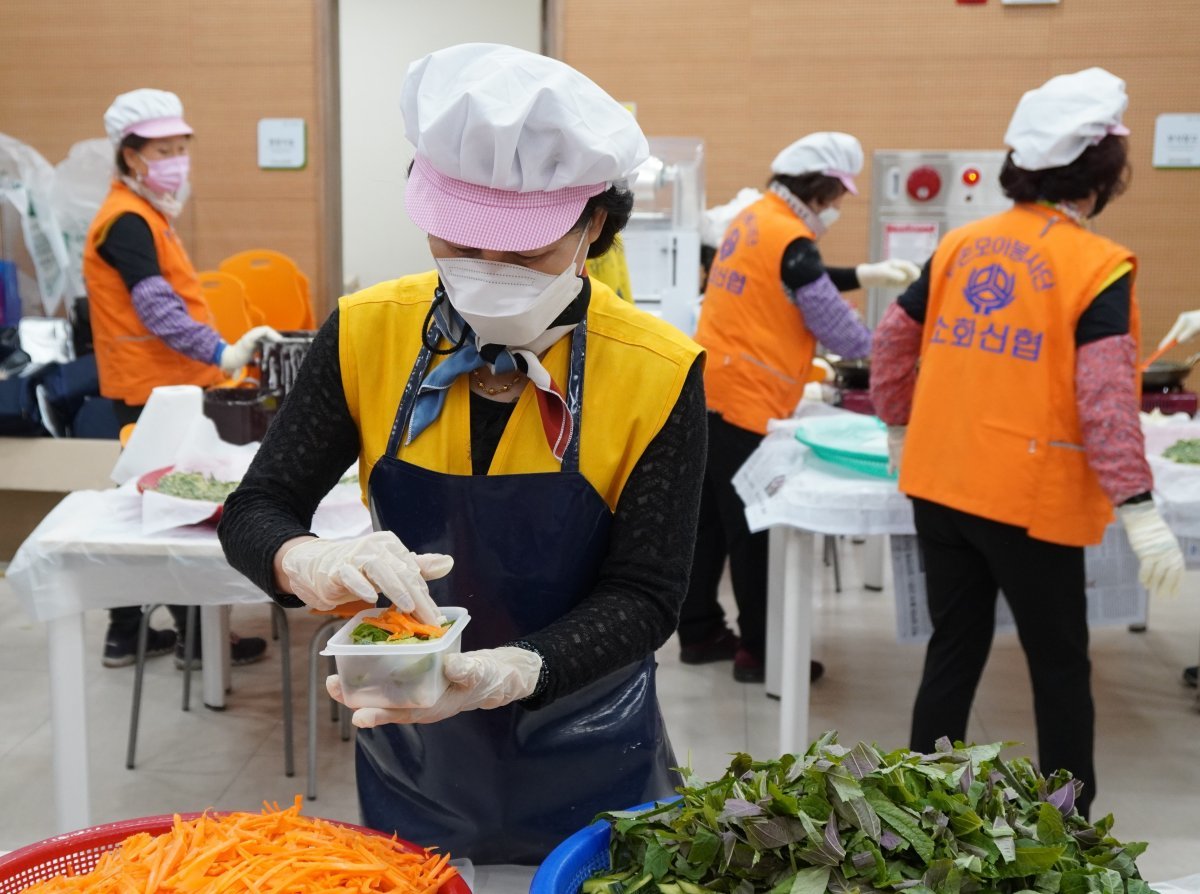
[
  {"x1": 817, "y1": 206, "x2": 841, "y2": 228},
  {"x1": 434, "y1": 229, "x2": 589, "y2": 349}
]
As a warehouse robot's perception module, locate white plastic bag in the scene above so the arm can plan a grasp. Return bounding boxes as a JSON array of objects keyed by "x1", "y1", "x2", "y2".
[
  {"x1": 52, "y1": 138, "x2": 113, "y2": 300},
  {"x1": 0, "y1": 132, "x2": 71, "y2": 315}
]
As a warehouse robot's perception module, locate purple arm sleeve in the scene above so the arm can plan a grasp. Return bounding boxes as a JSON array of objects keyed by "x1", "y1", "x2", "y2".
[
  {"x1": 790, "y1": 273, "x2": 872, "y2": 359},
  {"x1": 130, "y1": 275, "x2": 224, "y2": 365},
  {"x1": 870, "y1": 302, "x2": 924, "y2": 426},
  {"x1": 1075, "y1": 334, "x2": 1153, "y2": 504}
]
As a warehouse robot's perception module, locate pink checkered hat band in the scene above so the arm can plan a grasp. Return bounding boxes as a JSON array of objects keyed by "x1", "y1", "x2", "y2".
[
  {"x1": 824, "y1": 168, "x2": 859, "y2": 196},
  {"x1": 405, "y1": 155, "x2": 605, "y2": 251},
  {"x1": 123, "y1": 116, "x2": 193, "y2": 140}
]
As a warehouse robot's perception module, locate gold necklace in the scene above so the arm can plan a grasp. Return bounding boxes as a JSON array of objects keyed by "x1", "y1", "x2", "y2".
[{"x1": 472, "y1": 368, "x2": 524, "y2": 396}]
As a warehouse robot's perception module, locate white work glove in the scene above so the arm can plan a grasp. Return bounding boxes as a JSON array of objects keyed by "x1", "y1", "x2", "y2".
[
  {"x1": 1117, "y1": 501, "x2": 1184, "y2": 599},
  {"x1": 280, "y1": 531, "x2": 452, "y2": 622},
  {"x1": 856, "y1": 259, "x2": 922, "y2": 290},
  {"x1": 886, "y1": 425, "x2": 906, "y2": 476},
  {"x1": 328, "y1": 645, "x2": 542, "y2": 726},
  {"x1": 1160, "y1": 310, "x2": 1200, "y2": 348},
  {"x1": 218, "y1": 325, "x2": 284, "y2": 374}
]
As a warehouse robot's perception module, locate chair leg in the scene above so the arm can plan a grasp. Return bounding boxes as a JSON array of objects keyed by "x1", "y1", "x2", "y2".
[
  {"x1": 339, "y1": 703, "x2": 352, "y2": 742},
  {"x1": 308, "y1": 619, "x2": 340, "y2": 800},
  {"x1": 328, "y1": 654, "x2": 339, "y2": 723},
  {"x1": 126, "y1": 604, "x2": 160, "y2": 769},
  {"x1": 831, "y1": 537, "x2": 842, "y2": 594},
  {"x1": 273, "y1": 604, "x2": 294, "y2": 777},
  {"x1": 271, "y1": 607, "x2": 280, "y2": 642},
  {"x1": 181, "y1": 605, "x2": 198, "y2": 711}
]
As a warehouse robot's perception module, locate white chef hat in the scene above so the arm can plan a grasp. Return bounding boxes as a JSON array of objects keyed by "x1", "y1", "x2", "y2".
[
  {"x1": 103, "y1": 89, "x2": 193, "y2": 148},
  {"x1": 1004, "y1": 68, "x2": 1130, "y2": 171},
  {"x1": 401, "y1": 43, "x2": 649, "y2": 252},
  {"x1": 770, "y1": 132, "x2": 863, "y2": 195},
  {"x1": 701, "y1": 188, "x2": 763, "y2": 248}
]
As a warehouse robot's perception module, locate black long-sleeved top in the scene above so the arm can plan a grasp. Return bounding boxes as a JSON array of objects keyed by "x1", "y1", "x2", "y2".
[{"x1": 218, "y1": 309, "x2": 707, "y2": 708}]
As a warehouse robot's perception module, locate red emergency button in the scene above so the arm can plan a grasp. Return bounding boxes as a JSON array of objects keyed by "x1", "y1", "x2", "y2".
[
  {"x1": 962, "y1": 167, "x2": 982, "y2": 186},
  {"x1": 906, "y1": 166, "x2": 942, "y2": 202}
]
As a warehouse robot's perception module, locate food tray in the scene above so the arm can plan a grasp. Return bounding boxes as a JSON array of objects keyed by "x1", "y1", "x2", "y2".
[
  {"x1": 136, "y1": 466, "x2": 224, "y2": 524},
  {"x1": 321, "y1": 606, "x2": 470, "y2": 710},
  {"x1": 793, "y1": 414, "x2": 895, "y2": 480},
  {"x1": 0, "y1": 813, "x2": 471, "y2": 894}
]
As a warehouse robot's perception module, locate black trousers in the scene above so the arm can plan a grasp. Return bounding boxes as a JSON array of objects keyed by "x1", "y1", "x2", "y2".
[
  {"x1": 910, "y1": 497, "x2": 1095, "y2": 815},
  {"x1": 104, "y1": 400, "x2": 191, "y2": 639},
  {"x1": 678, "y1": 412, "x2": 769, "y2": 658}
]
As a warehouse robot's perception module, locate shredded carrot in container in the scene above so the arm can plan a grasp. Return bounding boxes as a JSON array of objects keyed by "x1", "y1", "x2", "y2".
[{"x1": 20, "y1": 797, "x2": 457, "y2": 894}]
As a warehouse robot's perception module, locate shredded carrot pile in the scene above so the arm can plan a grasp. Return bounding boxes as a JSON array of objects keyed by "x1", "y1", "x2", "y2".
[
  {"x1": 365, "y1": 608, "x2": 448, "y2": 642},
  {"x1": 22, "y1": 796, "x2": 457, "y2": 894}
]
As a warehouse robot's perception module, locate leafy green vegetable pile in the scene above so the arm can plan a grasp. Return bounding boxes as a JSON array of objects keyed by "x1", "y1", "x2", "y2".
[
  {"x1": 1162, "y1": 438, "x2": 1200, "y2": 464},
  {"x1": 589, "y1": 733, "x2": 1150, "y2": 894},
  {"x1": 349, "y1": 620, "x2": 452, "y2": 645},
  {"x1": 153, "y1": 471, "x2": 239, "y2": 503}
]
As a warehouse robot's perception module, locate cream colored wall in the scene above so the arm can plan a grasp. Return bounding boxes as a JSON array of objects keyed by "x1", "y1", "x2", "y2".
[
  {"x1": 559, "y1": 0, "x2": 1200, "y2": 347},
  {"x1": 337, "y1": 0, "x2": 542, "y2": 291},
  {"x1": 0, "y1": 0, "x2": 327, "y2": 312}
]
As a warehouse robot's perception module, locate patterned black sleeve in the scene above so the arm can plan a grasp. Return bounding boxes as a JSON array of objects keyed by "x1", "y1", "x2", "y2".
[
  {"x1": 217, "y1": 309, "x2": 361, "y2": 605},
  {"x1": 515, "y1": 358, "x2": 707, "y2": 708}
]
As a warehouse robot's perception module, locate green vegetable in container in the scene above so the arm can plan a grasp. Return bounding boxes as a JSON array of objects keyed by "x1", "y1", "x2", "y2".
[
  {"x1": 1162, "y1": 438, "x2": 1200, "y2": 464},
  {"x1": 589, "y1": 732, "x2": 1150, "y2": 894},
  {"x1": 153, "y1": 471, "x2": 240, "y2": 503}
]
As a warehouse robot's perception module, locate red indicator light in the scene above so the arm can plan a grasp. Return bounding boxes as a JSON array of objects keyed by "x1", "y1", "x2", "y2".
[{"x1": 962, "y1": 168, "x2": 981, "y2": 186}]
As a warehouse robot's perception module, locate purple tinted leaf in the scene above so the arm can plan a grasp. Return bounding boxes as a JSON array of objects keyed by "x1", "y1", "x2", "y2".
[
  {"x1": 1047, "y1": 782, "x2": 1076, "y2": 816},
  {"x1": 745, "y1": 816, "x2": 800, "y2": 850},
  {"x1": 959, "y1": 763, "x2": 975, "y2": 795},
  {"x1": 934, "y1": 737, "x2": 953, "y2": 753},
  {"x1": 880, "y1": 830, "x2": 903, "y2": 850},
  {"x1": 721, "y1": 798, "x2": 765, "y2": 818},
  {"x1": 851, "y1": 851, "x2": 876, "y2": 871},
  {"x1": 721, "y1": 830, "x2": 737, "y2": 867},
  {"x1": 844, "y1": 742, "x2": 883, "y2": 780}
]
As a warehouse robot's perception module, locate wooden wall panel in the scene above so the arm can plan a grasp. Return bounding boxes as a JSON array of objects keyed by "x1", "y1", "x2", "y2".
[
  {"x1": 561, "y1": 0, "x2": 1200, "y2": 347},
  {"x1": 0, "y1": 0, "x2": 327, "y2": 314}
]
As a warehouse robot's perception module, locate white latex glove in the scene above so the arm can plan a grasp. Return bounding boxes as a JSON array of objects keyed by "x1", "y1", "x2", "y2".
[
  {"x1": 218, "y1": 325, "x2": 284, "y2": 374},
  {"x1": 280, "y1": 531, "x2": 452, "y2": 622},
  {"x1": 886, "y1": 425, "x2": 906, "y2": 476},
  {"x1": 1117, "y1": 501, "x2": 1184, "y2": 599},
  {"x1": 856, "y1": 259, "x2": 922, "y2": 290},
  {"x1": 328, "y1": 645, "x2": 542, "y2": 726},
  {"x1": 1160, "y1": 310, "x2": 1200, "y2": 348}
]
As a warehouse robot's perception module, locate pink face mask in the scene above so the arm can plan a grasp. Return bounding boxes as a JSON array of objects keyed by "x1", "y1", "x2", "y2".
[{"x1": 138, "y1": 154, "x2": 190, "y2": 195}]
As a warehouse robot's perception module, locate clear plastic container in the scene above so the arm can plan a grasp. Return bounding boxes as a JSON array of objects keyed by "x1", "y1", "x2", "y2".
[{"x1": 320, "y1": 606, "x2": 471, "y2": 710}]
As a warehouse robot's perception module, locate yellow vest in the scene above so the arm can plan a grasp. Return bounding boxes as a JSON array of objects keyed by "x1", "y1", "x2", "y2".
[
  {"x1": 339, "y1": 272, "x2": 702, "y2": 511},
  {"x1": 585, "y1": 236, "x2": 634, "y2": 303}
]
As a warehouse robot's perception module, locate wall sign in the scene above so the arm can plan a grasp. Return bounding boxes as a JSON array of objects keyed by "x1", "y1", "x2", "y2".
[
  {"x1": 1153, "y1": 114, "x2": 1200, "y2": 168},
  {"x1": 257, "y1": 118, "x2": 307, "y2": 170},
  {"x1": 883, "y1": 221, "x2": 940, "y2": 266}
]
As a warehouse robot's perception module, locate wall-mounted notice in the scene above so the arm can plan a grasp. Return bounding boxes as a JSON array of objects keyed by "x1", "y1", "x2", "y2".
[
  {"x1": 257, "y1": 118, "x2": 307, "y2": 170},
  {"x1": 883, "y1": 221, "x2": 939, "y2": 265},
  {"x1": 1153, "y1": 114, "x2": 1200, "y2": 169}
]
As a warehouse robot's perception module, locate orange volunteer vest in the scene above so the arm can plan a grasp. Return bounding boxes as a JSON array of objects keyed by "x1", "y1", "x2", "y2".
[
  {"x1": 339, "y1": 273, "x2": 702, "y2": 512},
  {"x1": 900, "y1": 204, "x2": 1140, "y2": 547},
  {"x1": 83, "y1": 181, "x2": 223, "y2": 405},
  {"x1": 693, "y1": 191, "x2": 818, "y2": 435}
]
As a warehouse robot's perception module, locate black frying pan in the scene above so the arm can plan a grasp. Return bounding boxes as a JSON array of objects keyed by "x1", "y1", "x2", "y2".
[
  {"x1": 830, "y1": 358, "x2": 870, "y2": 389},
  {"x1": 1142, "y1": 354, "x2": 1200, "y2": 390}
]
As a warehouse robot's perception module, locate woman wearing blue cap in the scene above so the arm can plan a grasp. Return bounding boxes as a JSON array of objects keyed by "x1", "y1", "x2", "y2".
[{"x1": 220, "y1": 44, "x2": 705, "y2": 863}]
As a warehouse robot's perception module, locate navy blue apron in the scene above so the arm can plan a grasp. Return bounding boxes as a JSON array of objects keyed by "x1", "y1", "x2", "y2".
[{"x1": 358, "y1": 319, "x2": 678, "y2": 865}]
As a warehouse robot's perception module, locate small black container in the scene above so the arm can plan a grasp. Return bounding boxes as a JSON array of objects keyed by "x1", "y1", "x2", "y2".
[{"x1": 202, "y1": 388, "x2": 280, "y2": 445}]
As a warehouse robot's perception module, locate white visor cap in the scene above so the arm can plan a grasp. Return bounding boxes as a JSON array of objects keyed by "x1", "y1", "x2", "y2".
[
  {"x1": 103, "y1": 88, "x2": 193, "y2": 148},
  {"x1": 1004, "y1": 68, "x2": 1130, "y2": 171},
  {"x1": 770, "y1": 132, "x2": 863, "y2": 195}
]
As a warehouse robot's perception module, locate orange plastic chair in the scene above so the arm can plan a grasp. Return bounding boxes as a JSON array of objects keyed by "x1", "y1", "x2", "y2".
[
  {"x1": 298, "y1": 271, "x2": 316, "y2": 329},
  {"x1": 219, "y1": 249, "x2": 313, "y2": 331},
  {"x1": 198, "y1": 270, "x2": 255, "y2": 343}
]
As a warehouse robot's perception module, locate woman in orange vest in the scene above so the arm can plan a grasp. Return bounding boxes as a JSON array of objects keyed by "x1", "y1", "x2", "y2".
[
  {"x1": 679, "y1": 132, "x2": 919, "y2": 683},
  {"x1": 218, "y1": 44, "x2": 704, "y2": 863},
  {"x1": 84, "y1": 89, "x2": 278, "y2": 668},
  {"x1": 871, "y1": 69, "x2": 1184, "y2": 816}
]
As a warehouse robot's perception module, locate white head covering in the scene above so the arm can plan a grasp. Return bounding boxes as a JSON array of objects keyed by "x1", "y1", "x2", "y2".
[
  {"x1": 1004, "y1": 68, "x2": 1130, "y2": 171},
  {"x1": 770, "y1": 132, "x2": 863, "y2": 195},
  {"x1": 401, "y1": 43, "x2": 649, "y2": 251},
  {"x1": 103, "y1": 89, "x2": 193, "y2": 148}
]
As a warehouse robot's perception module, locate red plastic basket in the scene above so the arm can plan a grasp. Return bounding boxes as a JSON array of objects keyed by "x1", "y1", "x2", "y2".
[{"x1": 0, "y1": 813, "x2": 471, "y2": 894}]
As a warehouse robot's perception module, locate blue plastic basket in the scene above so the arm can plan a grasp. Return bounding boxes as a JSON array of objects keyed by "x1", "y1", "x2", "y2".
[{"x1": 531, "y1": 800, "x2": 677, "y2": 894}]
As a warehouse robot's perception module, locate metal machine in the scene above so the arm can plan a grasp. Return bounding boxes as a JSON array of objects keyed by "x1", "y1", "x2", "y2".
[
  {"x1": 622, "y1": 137, "x2": 705, "y2": 334},
  {"x1": 866, "y1": 150, "x2": 1011, "y2": 328}
]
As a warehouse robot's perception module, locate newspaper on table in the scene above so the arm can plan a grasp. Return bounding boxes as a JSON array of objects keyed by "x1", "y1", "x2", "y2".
[{"x1": 890, "y1": 525, "x2": 1149, "y2": 643}]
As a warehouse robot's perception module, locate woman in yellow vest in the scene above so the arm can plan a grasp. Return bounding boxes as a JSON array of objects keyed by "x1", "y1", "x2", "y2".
[
  {"x1": 84, "y1": 89, "x2": 278, "y2": 668},
  {"x1": 679, "y1": 133, "x2": 919, "y2": 683},
  {"x1": 219, "y1": 44, "x2": 704, "y2": 864},
  {"x1": 871, "y1": 69, "x2": 1184, "y2": 817}
]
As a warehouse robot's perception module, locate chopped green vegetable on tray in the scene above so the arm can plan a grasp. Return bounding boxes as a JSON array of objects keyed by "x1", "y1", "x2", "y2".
[
  {"x1": 152, "y1": 471, "x2": 240, "y2": 503},
  {"x1": 590, "y1": 732, "x2": 1151, "y2": 894},
  {"x1": 1162, "y1": 438, "x2": 1200, "y2": 464}
]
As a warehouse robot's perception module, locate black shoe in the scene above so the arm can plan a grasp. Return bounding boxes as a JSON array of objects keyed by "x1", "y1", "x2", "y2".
[
  {"x1": 680, "y1": 628, "x2": 739, "y2": 664},
  {"x1": 1184, "y1": 666, "x2": 1198, "y2": 688},
  {"x1": 810, "y1": 660, "x2": 825, "y2": 683},
  {"x1": 732, "y1": 648, "x2": 765, "y2": 683},
  {"x1": 174, "y1": 633, "x2": 268, "y2": 670},
  {"x1": 103, "y1": 627, "x2": 177, "y2": 668}
]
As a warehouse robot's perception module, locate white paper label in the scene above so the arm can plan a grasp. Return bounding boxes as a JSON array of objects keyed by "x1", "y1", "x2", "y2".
[
  {"x1": 1153, "y1": 114, "x2": 1200, "y2": 169},
  {"x1": 257, "y1": 118, "x2": 307, "y2": 170},
  {"x1": 883, "y1": 222, "x2": 940, "y2": 266}
]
